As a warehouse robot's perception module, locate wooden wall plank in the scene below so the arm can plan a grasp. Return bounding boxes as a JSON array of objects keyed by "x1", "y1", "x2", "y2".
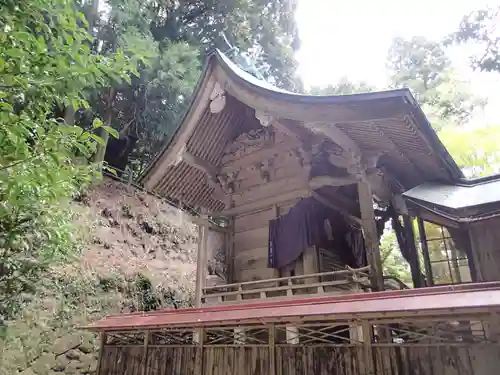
[
  {"x1": 234, "y1": 226, "x2": 268, "y2": 251},
  {"x1": 234, "y1": 250, "x2": 269, "y2": 270},
  {"x1": 232, "y1": 174, "x2": 309, "y2": 207},
  {"x1": 236, "y1": 267, "x2": 277, "y2": 282},
  {"x1": 235, "y1": 209, "x2": 274, "y2": 233}
]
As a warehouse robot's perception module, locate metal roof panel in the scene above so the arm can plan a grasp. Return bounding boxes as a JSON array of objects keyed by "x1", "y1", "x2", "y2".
[{"x1": 84, "y1": 282, "x2": 500, "y2": 331}]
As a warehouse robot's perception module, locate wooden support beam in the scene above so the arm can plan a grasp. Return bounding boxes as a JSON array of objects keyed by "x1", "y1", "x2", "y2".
[
  {"x1": 286, "y1": 325, "x2": 300, "y2": 344},
  {"x1": 269, "y1": 325, "x2": 276, "y2": 375},
  {"x1": 215, "y1": 188, "x2": 311, "y2": 217},
  {"x1": 141, "y1": 331, "x2": 150, "y2": 375},
  {"x1": 312, "y1": 191, "x2": 362, "y2": 225},
  {"x1": 362, "y1": 321, "x2": 374, "y2": 375},
  {"x1": 96, "y1": 332, "x2": 107, "y2": 375},
  {"x1": 417, "y1": 217, "x2": 434, "y2": 287},
  {"x1": 303, "y1": 246, "x2": 320, "y2": 285},
  {"x1": 191, "y1": 216, "x2": 230, "y2": 233},
  {"x1": 195, "y1": 214, "x2": 209, "y2": 308},
  {"x1": 226, "y1": 217, "x2": 235, "y2": 284},
  {"x1": 357, "y1": 181, "x2": 384, "y2": 291},
  {"x1": 232, "y1": 172, "x2": 309, "y2": 207},
  {"x1": 403, "y1": 214, "x2": 424, "y2": 288},
  {"x1": 221, "y1": 141, "x2": 301, "y2": 172},
  {"x1": 182, "y1": 150, "x2": 220, "y2": 179},
  {"x1": 194, "y1": 328, "x2": 204, "y2": 375},
  {"x1": 181, "y1": 150, "x2": 228, "y2": 204},
  {"x1": 309, "y1": 175, "x2": 358, "y2": 189},
  {"x1": 304, "y1": 122, "x2": 362, "y2": 157}
]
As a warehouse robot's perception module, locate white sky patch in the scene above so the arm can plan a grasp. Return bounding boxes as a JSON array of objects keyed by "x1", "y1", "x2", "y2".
[{"x1": 295, "y1": 0, "x2": 500, "y2": 125}]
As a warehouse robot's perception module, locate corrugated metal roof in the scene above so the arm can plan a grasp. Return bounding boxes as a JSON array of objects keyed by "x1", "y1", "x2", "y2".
[
  {"x1": 84, "y1": 282, "x2": 500, "y2": 331},
  {"x1": 403, "y1": 178, "x2": 500, "y2": 210}
]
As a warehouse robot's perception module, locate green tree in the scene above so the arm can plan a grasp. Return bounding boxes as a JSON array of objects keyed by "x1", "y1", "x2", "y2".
[
  {"x1": 84, "y1": 0, "x2": 301, "y2": 175},
  {"x1": 0, "y1": 0, "x2": 132, "y2": 320},
  {"x1": 309, "y1": 76, "x2": 375, "y2": 95},
  {"x1": 450, "y1": 6, "x2": 500, "y2": 73},
  {"x1": 379, "y1": 229, "x2": 412, "y2": 285},
  {"x1": 387, "y1": 36, "x2": 485, "y2": 129},
  {"x1": 439, "y1": 125, "x2": 500, "y2": 177}
]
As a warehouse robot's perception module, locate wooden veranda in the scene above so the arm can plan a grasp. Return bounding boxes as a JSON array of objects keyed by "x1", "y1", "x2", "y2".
[{"x1": 88, "y1": 282, "x2": 500, "y2": 375}]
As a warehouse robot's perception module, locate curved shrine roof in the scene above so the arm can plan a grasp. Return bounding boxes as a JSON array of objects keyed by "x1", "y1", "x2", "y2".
[{"x1": 139, "y1": 50, "x2": 463, "y2": 212}]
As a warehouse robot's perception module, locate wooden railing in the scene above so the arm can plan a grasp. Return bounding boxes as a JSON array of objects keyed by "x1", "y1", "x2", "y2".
[{"x1": 202, "y1": 266, "x2": 372, "y2": 304}]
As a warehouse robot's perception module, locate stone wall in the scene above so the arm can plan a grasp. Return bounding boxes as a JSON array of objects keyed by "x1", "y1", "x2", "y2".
[{"x1": 18, "y1": 332, "x2": 99, "y2": 375}]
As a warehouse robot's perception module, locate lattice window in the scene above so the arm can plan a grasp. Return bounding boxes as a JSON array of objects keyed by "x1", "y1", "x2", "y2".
[
  {"x1": 204, "y1": 326, "x2": 269, "y2": 345},
  {"x1": 150, "y1": 329, "x2": 194, "y2": 345},
  {"x1": 106, "y1": 331, "x2": 145, "y2": 345},
  {"x1": 275, "y1": 323, "x2": 361, "y2": 345},
  {"x1": 423, "y1": 224, "x2": 471, "y2": 285},
  {"x1": 373, "y1": 318, "x2": 494, "y2": 345}
]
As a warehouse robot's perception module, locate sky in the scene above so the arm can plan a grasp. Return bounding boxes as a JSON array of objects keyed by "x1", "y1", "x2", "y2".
[{"x1": 295, "y1": 0, "x2": 500, "y2": 124}]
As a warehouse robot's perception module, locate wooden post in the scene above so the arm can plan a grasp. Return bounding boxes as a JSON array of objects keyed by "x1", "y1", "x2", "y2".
[
  {"x1": 141, "y1": 331, "x2": 150, "y2": 375},
  {"x1": 96, "y1": 332, "x2": 107, "y2": 375},
  {"x1": 357, "y1": 181, "x2": 384, "y2": 291},
  {"x1": 194, "y1": 328, "x2": 204, "y2": 375},
  {"x1": 286, "y1": 325, "x2": 299, "y2": 344},
  {"x1": 403, "y1": 215, "x2": 423, "y2": 288},
  {"x1": 303, "y1": 246, "x2": 319, "y2": 286},
  {"x1": 269, "y1": 325, "x2": 276, "y2": 375},
  {"x1": 271, "y1": 205, "x2": 281, "y2": 279},
  {"x1": 466, "y1": 229, "x2": 480, "y2": 282},
  {"x1": 226, "y1": 217, "x2": 235, "y2": 284},
  {"x1": 417, "y1": 217, "x2": 434, "y2": 286},
  {"x1": 362, "y1": 320, "x2": 374, "y2": 375},
  {"x1": 195, "y1": 213, "x2": 209, "y2": 308}
]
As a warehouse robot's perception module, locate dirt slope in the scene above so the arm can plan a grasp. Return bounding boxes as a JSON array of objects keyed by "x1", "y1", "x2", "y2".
[{"x1": 77, "y1": 177, "x2": 198, "y2": 290}]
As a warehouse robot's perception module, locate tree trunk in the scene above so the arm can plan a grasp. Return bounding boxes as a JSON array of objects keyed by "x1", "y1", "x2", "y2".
[{"x1": 94, "y1": 88, "x2": 116, "y2": 164}]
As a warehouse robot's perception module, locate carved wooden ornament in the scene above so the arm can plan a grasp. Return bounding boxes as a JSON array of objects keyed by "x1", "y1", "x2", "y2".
[
  {"x1": 255, "y1": 109, "x2": 275, "y2": 127},
  {"x1": 209, "y1": 82, "x2": 226, "y2": 113}
]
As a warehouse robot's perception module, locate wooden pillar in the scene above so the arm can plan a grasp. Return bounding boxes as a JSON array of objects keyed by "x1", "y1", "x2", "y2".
[
  {"x1": 403, "y1": 215, "x2": 423, "y2": 288},
  {"x1": 466, "y1": 229, "x2": 480, "y2": 282},
  {"x1": 286, "y1": 325, "x2": 299, "y2": 344},
  {"x1": 269, "y1": 325, "x2": 276, "y2": 375},
  {"x1": 194, "y1": 328, "x2": 204, "y2": 375},
  {"x1": 417, "y1": 217, "x2": 434, "y2": 286},
  {"x1": 96, "y1": 332, "x2": 107, "y2": 375},
  {"x1": 357, "y1": 181, "x2": 384, "y2": 291},
  {"x1": 303, "y1": 246, "x2": 319, "y2": 285},
  {"x1": 195, "y1": 213, "x2": 209, "y2": 308},
  {"x1": 226, "y1": 217, "x2": 235, "y2": 284},
  {"x1": 361, "y1": 320, "x2": 374, "y2": 375},
  {"x1": 141, "y1": 331, "x2": 150, "y2": 375}
]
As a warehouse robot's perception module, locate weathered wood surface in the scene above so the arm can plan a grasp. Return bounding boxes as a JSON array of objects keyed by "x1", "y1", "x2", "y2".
[
  {"x1": 100, "y1": 346, "x2": 144, "y2": 375},
  {"x1": 147, "y1": 347, "x2": 199, "y2": 375},
  {"x1": 469, "y1": 217, "x2": 500, "y2": 282},
  {"x1": 99, "y1": 344, "x2": 500, "y2": 375},
  {"x1": 276, "y1": 346, "x2": 363, "y2": 375}
]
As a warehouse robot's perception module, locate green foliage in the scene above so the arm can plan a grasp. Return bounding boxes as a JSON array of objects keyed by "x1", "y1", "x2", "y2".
[
  {"x1": 83, "y1": 0, "x2": 300, "y2": 176},
  {"x1": 449, "y1": 6, "x2": 500, "y2": 73},
  {"x1": 439, "y1": 125, "x2": 500, "y2": 177},
  {"x1": 0, "y1": 0, "x2": 132, "y2": 321},
  {"x1": 2, "y1": 266, "x2": 192, "y2": 374},
  {"x1": 387, "y1": 36, "x2": 485, "y2": 129},
  {"x1": 379, "y1": 229, "x2": 412, "y2": 285},
  {"x1": 308, "y1": 77, "x2": 375, "y2": 95}
]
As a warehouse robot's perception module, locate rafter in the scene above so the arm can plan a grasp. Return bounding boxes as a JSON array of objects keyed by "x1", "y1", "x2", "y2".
[
  {"x1": 366, "y1": 121, "x2": 425, "y2": 179},
  {"x1": 312, "y1": 191, "x2": 362, "y2": 225},
  {"x1": 181, "y1": 150, "x2": 228, "y2": 204}
]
